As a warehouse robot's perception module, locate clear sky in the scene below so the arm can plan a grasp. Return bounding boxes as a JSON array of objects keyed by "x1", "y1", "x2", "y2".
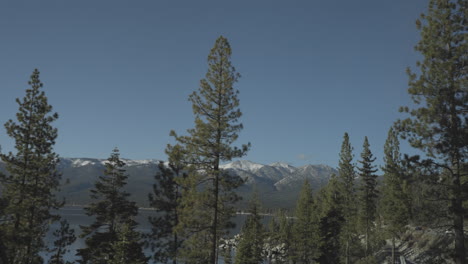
[{"x1": 0, "y1": 0, "x2": 427, "y2": 168}]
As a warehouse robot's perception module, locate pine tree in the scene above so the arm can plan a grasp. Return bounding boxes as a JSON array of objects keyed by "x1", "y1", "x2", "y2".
[
  {"x1": 357, "y1": 137, "x2": 378, "y2": 258},
  {"x1": 291, "y1": 180, "x2": 321, "y2": 263},
  {"x1": 264, "y1": 217, "x2": 279, "y2": 264},
  {"x1": 277, "y1": 211, "x2": 292, "y2": 264},
  {"x1": 263, "y1": 210, "x2": 291, "y2": 264},
  {"x1": 316, "y1": 174, "x2": 344, "y2": 264},
  {"x1": 380, "y1": 128, "x2": 410, "y2": 264},
  {"x1": 77, "y1": 148, "x2": 142, "y2": 264},
  {"x1": 337, "y1": 132, "x2": 357, "y2": 264},
  {"x1": 48, "y1": 219, "x2": 76, "y2": 264},
  {"x1": 147, "y1": 144, "x2": 185, "y2": 264},
  {"x1": 395, "y1": 0, "x2": 467, "y2": 263},
  {"x1": 219, "y1": 236, "x2": 235, "y2": 264},
  {"x1": 234, "y1": 192, "x2": 264, "y2": 264},
  {"x1": 171, "y1": 35, "x2": 249, "y2": 264},
  {"x1": 0, "y1": 69, "x2": 62, "y2": 264},
  {"x1": 0, "y1": 192, "x2": 7, "y2": 264},
  {"x1": 109, "y1": 221, "x2": 148, "y2": 264}
]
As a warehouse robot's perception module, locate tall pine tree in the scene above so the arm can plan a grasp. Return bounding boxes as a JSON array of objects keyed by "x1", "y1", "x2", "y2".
[
  {"x1": 77, "y1": 148, "x2": 145, "y2": 264},
  {"x1": 0, "y1": 172, "x2": 8, "y2": 264},
  {"x1": 291, "y1": 180, "x2": 321, "y2": 263},
  {"x1": 48, "y1": 219, "x2": 76, "y2": 264},
  {"x1": 380, "y1": 127, "x2": 410, "y2": 264},
  {"x1": 277, "y1": 211, "x2": 293, "y2": 264},
  {"x1": 0, "y1": 69, "x2": 62, "y2": 264},
  {"x1": 264, "y1": 210, "x2": 291, "y2": 264},
  {"x1": 395, "y1": 0, "x2": 467, "y2": 262},
  {"x1": 357, "y1": 137, "x2": 378, "y2": 258},
  {"x1": 337, "y1": 132, "x2": 357, "y2": 264},
  {"x1": 316, "y1": 174, "x2": 344, "y2": 264},
  {"x1": 109, "y1": 221, "x2": 148, "y2": 264},
  {"x1": 234, "y1": 192, "x2": 264, "y2": 264},
  {"x1": 147, "y1": 144, "x2": 186, "y2": 264},
  {"x1": 171, "y1": 35, "x2": 249, "y2": 264}
]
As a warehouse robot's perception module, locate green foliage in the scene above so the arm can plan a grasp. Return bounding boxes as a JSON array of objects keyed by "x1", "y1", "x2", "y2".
[
  {"x1": 77, "y1": 148, "x2": 142, "y2": 264},
  {"x1": 264, "y1": 217, "x2": 279, "y2": 263},
  {"x1": 110, "y1": 222, "x2": 148, "y2": 264},
  {"x1": 395, "y1": 0, "x2": 467, "y2": 262},
  {"x1": 357, "y1": 137, "x2": 378, "y2": 257},
  {"x1": 380, "y1": 127, "x2": 410, "y2": 260},
  {"x1": 0, "y1": 69, "x2": 62, "y2": 264},
  {"x1": 355, "y1": 256, "x2": 377, "y2": 264},
  {"x1": 219, "y1": 236, "x2": 235, "y2": 264},
  {"x1": 278, "y1": 211, "x2": 293, "y2": 263},
  {"x1": 0, "y1": 194, "x2": 8, "y2": 264},
  {"x1": 171, "y1": 35, "x2": 249, "y2": 264},
  {"x1": 234, "y1": 192, "x2": 264, "y2": 264},
  {"x1": 178, "y1": 231, "x2": 211, "y2": 264},
  {"x1": 337, "y1": 132, "x2": 357, "y2": 264},
  {"x1": 263, "y1": 210, "x2": 292, "y2": 264},
  {"x1": 316, "y1": 175, "x2": 344, "y2": 264},
  {"x1": 147, "y1": 145, "x2": 185, "y2": 264},
  {"x1": 48, "y1": 219, "x2": 76, "y2": 264},
  {"x1": 291, "y1": 180, "x2": 321, "y2": 263}
]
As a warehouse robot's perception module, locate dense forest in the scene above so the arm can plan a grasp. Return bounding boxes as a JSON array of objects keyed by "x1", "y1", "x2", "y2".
[{"x1": 0, "y1": 0, "x2": 467, "y2": 263}]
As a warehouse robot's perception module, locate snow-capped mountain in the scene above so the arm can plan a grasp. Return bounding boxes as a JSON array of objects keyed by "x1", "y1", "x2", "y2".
[
  {"x1": 274, "y1": 164, "x2": 336, "y2": 191},
  {"x1": 59, "y1": 158, "x2": 160, "y2": 168},
  {"x1": 0, "y1": 158, "x2": 336, "y2": 209},
  {"x1": 269, "y1": 162, "x2": 296, "y2": 173},
  {"x1": 220, "y1": 160, "x2": 264, "y2": 172}
]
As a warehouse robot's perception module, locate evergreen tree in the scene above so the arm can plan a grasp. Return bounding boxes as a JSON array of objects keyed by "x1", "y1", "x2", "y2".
[
  {"x1": 171, "y1": 35, "x2": 249, "y2": 264},
  {"x1": 147, "y1": 144, "x2": 185, "y2": 264},
  {"x1": 77, "y1": 148, "x2": 142, "y2": 264},
  {"x1": 109, "y1": 221, "x2": 148, "y2": 264},
  {"x1": 291, "y1": 180, "x2": 321, "y2": 263},
  {"x1": 277, "y1": 211, "x2": 292, "y2": 264},
  {"x1": 234, "y1": 192, "x2": 264, "y2": 264},
  {"x1": 48, "y1": 219, "x2": 76, "y2": 264},
  {"x1": 380, "y1": 127, "x2": 410, "y2": 264},
  {"x1": 0, "y1": 190, "x2": 7, "y2": 264},
  {"x1": 219, "y1": 236, "x2": 235, "y2": 264},
  {"x1": 264, "y1": 217, "x2": 279, "y2": 264},
  {"x1": 337, "y1": 132, "x2": 357, "y2": 264},
  {"x1": 395, "y1": 0, "x2": 467, "y2": 262},
  {"x1": 316, "y1": 174, "x2": 344, "y2": 264},
  {"x1": 0, "y1": 69, "x2": 62, "y2": 264},
  {"x1": 264, "y1": 210, "x2": 291, "y2": 264},
  {"x1": 357, "y1": 137, "x2": 378, "y2": 258}
]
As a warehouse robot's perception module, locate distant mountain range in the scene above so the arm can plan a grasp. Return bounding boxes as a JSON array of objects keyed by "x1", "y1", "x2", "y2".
[{"x1": 0, "y1": 158, "x2": 337, "y2": 210}]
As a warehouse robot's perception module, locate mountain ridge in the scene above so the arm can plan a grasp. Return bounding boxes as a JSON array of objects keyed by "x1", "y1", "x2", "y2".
[{"x1": 0, "y1": 158, "x2": 337, "y2": 209}]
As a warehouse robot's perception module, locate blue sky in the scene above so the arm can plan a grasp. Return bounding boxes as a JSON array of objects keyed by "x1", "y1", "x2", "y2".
[{"x1": 0, "y1": 0, "x2": 427, "y2": 168}]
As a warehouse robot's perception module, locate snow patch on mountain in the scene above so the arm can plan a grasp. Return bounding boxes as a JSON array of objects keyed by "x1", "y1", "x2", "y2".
[
  {"x1": 63, "y1": 158, "x2": 159, "y2": 168},
  {"x1": 269, "y1": 162, "x2": 296, "y2": 173},
  {"x1": 71, "y1": 159, "x2": 99, "y2": 167},
  {"x1": 121, "y1": 159, "x2": 160, "y2": 166},
  {"x1": 220, "y1": 160, "x2": 264, "y2": 172}
]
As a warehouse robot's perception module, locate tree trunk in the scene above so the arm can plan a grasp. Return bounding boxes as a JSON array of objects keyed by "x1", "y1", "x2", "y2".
[
  {"x1": 345, "y1": 239, "x2": 349, "y2": 264},
  {"x1": 211, "y1": 168, "x2": 219, "y2": 264},
  {"x1": 0, "y1": 237, "x2": 8, "y2": 264},
  {"x1": 452, "y1": 160, "x2": 466, "y2": 264},
  {"x1": 173, "y1": 232, "x2": 178, "y2": 264},
  {"x1": 365, "y1": 222, "x2": 369, "y2": 257},
  {"x1": 453, "y1": 190, "x2": 465, "y2": 264},
  {"x1": 392, "y1": 237, "x2": 395, "y2": 264}
]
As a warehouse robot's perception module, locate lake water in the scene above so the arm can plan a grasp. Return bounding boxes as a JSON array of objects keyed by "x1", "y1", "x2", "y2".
[{"x1": 44, "y1": 206, "x2": 268, "y2": 263}]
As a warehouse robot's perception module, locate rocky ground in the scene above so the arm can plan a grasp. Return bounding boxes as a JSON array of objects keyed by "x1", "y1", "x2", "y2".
[{"x1": 376, "y1": 226, "x2": 466, "y2": 264}]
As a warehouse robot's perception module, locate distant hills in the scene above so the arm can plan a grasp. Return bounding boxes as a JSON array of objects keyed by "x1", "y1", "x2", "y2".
[{"x1": 0, "y1": 158, "x2": 337, "y2": 210}]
